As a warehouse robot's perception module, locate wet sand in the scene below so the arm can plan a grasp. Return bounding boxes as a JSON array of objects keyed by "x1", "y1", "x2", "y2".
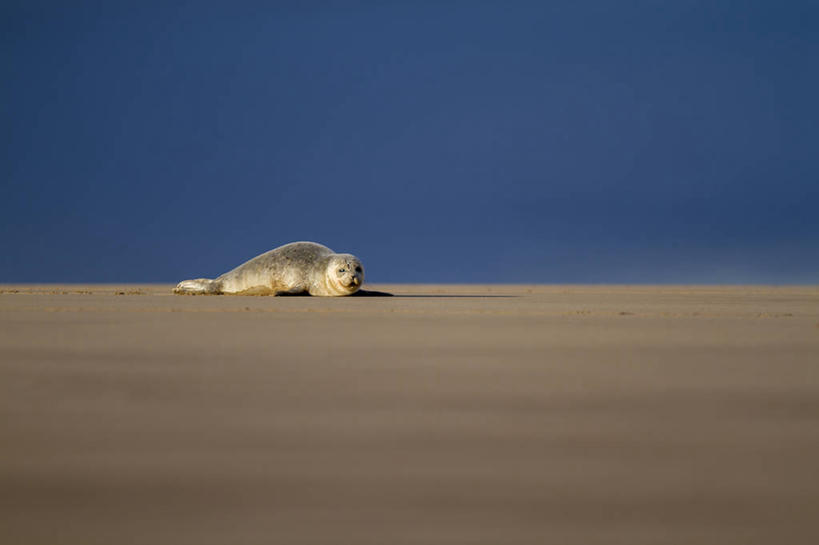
[{"x1": 1, "y1": 284, "x2": 818, "y2": 544}]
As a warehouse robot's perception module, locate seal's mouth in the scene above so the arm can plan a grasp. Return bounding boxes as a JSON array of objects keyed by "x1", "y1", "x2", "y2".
[{"x1": 347, "y1": 277, "x2": 361, "y2": 289}]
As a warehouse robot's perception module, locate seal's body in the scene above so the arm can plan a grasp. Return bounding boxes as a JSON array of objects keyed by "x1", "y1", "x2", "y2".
[{"x1": 174, "y1": 242, "x2": 364, "y2": 296}]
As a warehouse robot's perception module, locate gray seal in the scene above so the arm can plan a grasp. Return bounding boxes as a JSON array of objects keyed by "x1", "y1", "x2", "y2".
[{"x1": 174, "y1": 241, "x2": 384, "y2": 296}]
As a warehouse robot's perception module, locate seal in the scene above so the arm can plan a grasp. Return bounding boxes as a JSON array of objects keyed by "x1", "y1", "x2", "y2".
[{"x1": 174, "y1": 241, "x2": 389, "y2": 296}]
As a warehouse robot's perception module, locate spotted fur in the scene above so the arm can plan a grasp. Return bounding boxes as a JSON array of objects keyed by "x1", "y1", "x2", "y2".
[{"x1": 174, "y1": 242, "x2": 364, "y2": 296}]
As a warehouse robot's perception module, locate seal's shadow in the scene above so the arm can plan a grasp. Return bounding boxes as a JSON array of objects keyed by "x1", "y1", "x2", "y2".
[
  {"x1": 351, "y1": 290, "x2": 395, "y2": 297},
  {"x1": 387, "y1": 294, "x2": 516, "y2": 298},
  {"x1": 277, "y1": 291, "x2": 515, "y2": 298},
  {"x1": 276, "y1": 289, "x2": 394, "y2": 297}
]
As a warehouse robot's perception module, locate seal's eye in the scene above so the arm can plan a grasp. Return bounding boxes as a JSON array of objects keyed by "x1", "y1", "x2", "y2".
[
  {"x1": 338, "y1": 268, "x2": 346, "y2": 273},
  {"x1": 355, "y1": 266, "x2": 362, "y2": 273}
]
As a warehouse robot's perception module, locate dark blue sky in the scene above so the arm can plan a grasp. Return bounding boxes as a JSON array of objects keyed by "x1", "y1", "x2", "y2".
[{"x1": 2, "y1": 1, "x2": 818, "y2": 283}]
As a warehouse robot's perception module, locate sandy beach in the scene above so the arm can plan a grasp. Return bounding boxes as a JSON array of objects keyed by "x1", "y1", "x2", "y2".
[{"x1": 1, "y1": 284, "x2": 818, "y2": 544}]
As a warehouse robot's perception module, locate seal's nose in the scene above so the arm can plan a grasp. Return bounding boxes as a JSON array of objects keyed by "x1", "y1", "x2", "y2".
[{"x1": 352, "y1": 277, "x2": 360, "y2": 286}]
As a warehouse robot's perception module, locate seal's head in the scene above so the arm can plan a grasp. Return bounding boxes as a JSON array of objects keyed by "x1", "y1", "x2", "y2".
[{"x1": 326, "y1": 254, "x2": 365, "y2": 295}]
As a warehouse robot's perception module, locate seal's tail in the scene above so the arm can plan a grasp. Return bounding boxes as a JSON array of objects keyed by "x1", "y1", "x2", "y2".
[{"x1": 173, "y1": 278, "x2": 222, "y2": 295}]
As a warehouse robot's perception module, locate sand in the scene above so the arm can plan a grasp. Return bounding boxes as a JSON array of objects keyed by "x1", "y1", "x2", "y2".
[{"x1": 1, "y1": 284, "x2": 818, "y2": 544}]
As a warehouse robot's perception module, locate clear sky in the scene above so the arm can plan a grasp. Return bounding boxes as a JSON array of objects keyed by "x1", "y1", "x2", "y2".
[{"x1": 2, "y1": 1, "x2": 818, "y2": 283}]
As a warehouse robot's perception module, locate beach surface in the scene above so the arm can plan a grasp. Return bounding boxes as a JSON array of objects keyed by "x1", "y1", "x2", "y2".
[{"x1": 1, "y1": 284, "x2": 818, "y2": 545}]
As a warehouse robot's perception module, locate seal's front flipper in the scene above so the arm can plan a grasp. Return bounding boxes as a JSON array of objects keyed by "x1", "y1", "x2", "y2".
[
  {"x1": 173, "y1": 278, "x2": 222, "y2": 295},
  {"x1": 351, "y1": 289, "x2": 393, "y2": 297}
]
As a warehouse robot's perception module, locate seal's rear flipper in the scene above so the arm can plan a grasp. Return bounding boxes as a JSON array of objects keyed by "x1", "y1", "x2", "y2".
[
  {"x1": 351, "y1": 289, "x2": 393, "y2": 297},
  {"x1": 173, "y1": 278, "x2": 222, "y2": 295}
]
